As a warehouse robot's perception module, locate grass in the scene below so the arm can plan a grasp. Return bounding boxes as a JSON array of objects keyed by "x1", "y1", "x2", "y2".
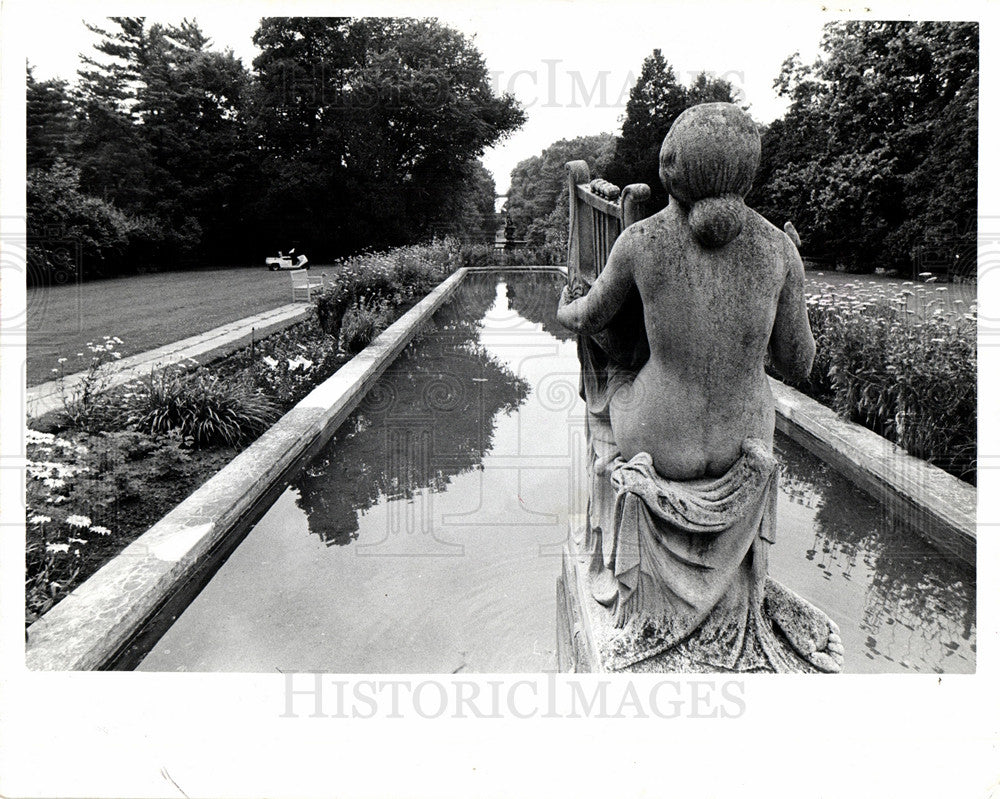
[
  {"x1": 26, "y1": 265, "x2": 336, "y2": 387},
  {"x1": 27, "y1": 257, "x2": 972, "y2": 389},
  {"x1": 803, "y1": 269, "x2": 976, "y2": 320}
]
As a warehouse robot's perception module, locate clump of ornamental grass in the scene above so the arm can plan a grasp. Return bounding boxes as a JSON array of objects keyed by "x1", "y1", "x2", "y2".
[{"x1": 124, "y1": 369, "x2": 279, "y2": 447}]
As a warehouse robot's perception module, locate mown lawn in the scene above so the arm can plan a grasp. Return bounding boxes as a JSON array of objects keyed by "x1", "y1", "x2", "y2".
[{"x1": 26, "y1": 266, "x2": 336, "y2": 386}]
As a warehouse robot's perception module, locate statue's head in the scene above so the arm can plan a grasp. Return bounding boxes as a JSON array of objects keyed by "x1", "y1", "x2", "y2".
[{"x1": 658, "y1": 102, "x2": 761, "y2": 248}]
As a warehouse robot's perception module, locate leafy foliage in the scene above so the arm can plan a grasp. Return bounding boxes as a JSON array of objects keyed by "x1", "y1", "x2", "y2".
[
  {"x1": 125, "y1": 371, "x2": 279, "y2": 446},
  {"x1": 27, "y1": 161, "x2": 133, "y2": 283},
  {"x1": 779, "y1": 281, "x2": 976, "y2": 482},
  {"x1": 312, "y1": 240, "x2": 461, "y2": 338},
  {"x1": 26, "y1": 65, "x2": 75, "y2": 171},
  {"x1": 505, "y1": 133, "x2": 616, "y2": 246},
  {"x1": 26, "y1": 17, "x2": 523, "y2": 283},
  {"x1": 458, "y1": 243, "x2": 565, "y2": 269},
  {"x1": 221, "y1": 318, "x2": 344, "y2": 407},
  {"x1": 247, "y1": 17, "x2": 523, "y2": 258},
  {"x1": 748, "y1": 22, "x2": 978, "y2": 274}
]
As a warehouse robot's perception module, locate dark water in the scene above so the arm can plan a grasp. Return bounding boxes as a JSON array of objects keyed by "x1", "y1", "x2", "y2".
[{"x1": 137, "y1": 270, "x2": 975, "y2": 673}]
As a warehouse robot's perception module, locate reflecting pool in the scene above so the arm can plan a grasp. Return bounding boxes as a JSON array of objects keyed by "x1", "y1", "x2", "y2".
[{"x1": 136, "y1": 270, "x2": 975, "y2": 673}]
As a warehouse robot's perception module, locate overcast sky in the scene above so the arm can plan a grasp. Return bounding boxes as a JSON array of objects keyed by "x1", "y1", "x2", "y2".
[{"x1": 27, "y1": 8, "x2": 829, "y2": 195}]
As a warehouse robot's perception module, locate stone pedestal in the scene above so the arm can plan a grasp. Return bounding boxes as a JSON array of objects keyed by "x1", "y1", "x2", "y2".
[{"x1": 557, "y1": 532, "x2": 844, "y2": 673}]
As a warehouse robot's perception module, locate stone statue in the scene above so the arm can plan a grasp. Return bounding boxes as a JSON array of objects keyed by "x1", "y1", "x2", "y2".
[{"x1": 556, "y1": 103, "x2": 843, "y2": 673}]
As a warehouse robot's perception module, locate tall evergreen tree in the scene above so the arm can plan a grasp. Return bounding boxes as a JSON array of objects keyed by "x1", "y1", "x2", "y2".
[
  {"x1": 72, "y1": 17, "x2": 254, "y2": 262},
  {"x1": 74, "y1": 17, "x2": 158, "y2": 208},
  {"x1": 26, "y1": 64, "x2": 75, "y2": 170},
  {"x1": 606, "y1": 53, "x2": 741, "y2": 210}
]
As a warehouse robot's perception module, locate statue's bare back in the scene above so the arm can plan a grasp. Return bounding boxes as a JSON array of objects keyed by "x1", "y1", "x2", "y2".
[
  {"x1": 554, "y1": 102, "x2": 842, "y2": 675},
  {"x1": 557, "y1": 104, "x2": 814, "y2": 480},
  {"x1": 617, "y1": 204, "x2": 810, "y2": 478}
]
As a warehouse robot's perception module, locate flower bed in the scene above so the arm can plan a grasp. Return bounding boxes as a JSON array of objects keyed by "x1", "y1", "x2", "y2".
[
  {"x1": 775, "y1": 278, "x2": 976, "y2": 484},
  {"x1": 26, "y1": 240, "x2": 462, "y2": 624}
]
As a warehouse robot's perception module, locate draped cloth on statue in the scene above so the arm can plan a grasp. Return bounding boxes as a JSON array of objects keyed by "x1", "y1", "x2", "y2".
[
  {"x1": 605, "y1": 439, "x2": 777, "y2": 628},
  {"x1": 571, "y1": 340, "x2": 839, "y2": 672},
  {"x1": 582, "y1": 415, "x2": 804, "y2": 671}
]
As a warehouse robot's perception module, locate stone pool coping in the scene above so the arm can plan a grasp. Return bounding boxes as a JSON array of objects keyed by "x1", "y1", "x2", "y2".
[
  {"x1": 24, "y1": 264, "x2": 975, "y2": 669},
  {"x1": 770, "y1": 378, "x2": 976, "y2": 564},
  {"x1": 25, "y1": 268, "x2": 470, "y2": 671}
]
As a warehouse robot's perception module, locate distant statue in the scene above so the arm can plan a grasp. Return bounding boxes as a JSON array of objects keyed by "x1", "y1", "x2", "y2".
[
  {"x1": 557, "y1": 103, "x2": 843, "y2": 672},
  {"x1": 504, "y1": 212, "x2": 517, "y2": 251}
]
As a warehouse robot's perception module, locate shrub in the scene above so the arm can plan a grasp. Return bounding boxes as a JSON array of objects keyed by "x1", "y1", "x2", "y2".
[
  {"x1": 313, "y1": 239, "x2": 461, "y2": 338},
  {"x1": 124, "y1": 370, "x2": 279, "y2": 447},
  {"x1": 459, "y1": 243, "x2": 565, "y2": 269},
  {"x1": 339, "y1": 298, "x2": 396, "y2": 353},
  {"x1": 27, "y1": 161, "x2": 132, "y2": 284},
  {"x1": 789, "y1": 282, "x2": 976, "y2": 483},
  {"x1": 220, "y1": 317, "x2": 344, "y2": 407}
]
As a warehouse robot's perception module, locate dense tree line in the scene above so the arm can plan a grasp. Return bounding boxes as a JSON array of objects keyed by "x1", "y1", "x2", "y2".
[
  {"x1": 27, "y1": 17, "x2": 523, "y2": 284},
  {"x1": 749, "y1": 21, "x2": 978, "y2": 274},
  {"x1": 508, "y1": 24, "x2": 977, "y2": 276},
  {"x1": 504, "y1": 133, "x2": 616, "y2": 248}
]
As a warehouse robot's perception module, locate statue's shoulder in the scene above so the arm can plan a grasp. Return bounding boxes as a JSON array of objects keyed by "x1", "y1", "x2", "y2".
[
  {"x1": 621, "y1": 207, "x2": 674, "y2": 244},
  {"x1": 743, "y1": 208, "x2": 784, "y2": 240},
  {"x1": 743, "y1": 209, "x2": 800, "y2": 262}
]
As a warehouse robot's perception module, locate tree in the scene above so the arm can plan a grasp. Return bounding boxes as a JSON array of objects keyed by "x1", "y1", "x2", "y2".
[
  {"x1": 505, "y1": 133, "x2": 616, "y2": 246},
  {"x1": 749, "y1": 22, "x2": 978, "y2": 273},
  {"x1": 27, "y1": 16, "x2": 524, "y2": 277},
  {"x1": 27, "y1": 161, "x2": 133, "y2": 282},
  {"x1": 604, "y1": 51, "x2": 741, "y2": 210},
  {"x1": 26, "y1": 65, "x2": 75, "y2": 171},
  {"x1": 604, "y1": 50, "x2": 687, "y2": 208},
  {"x1": 28, "y1": 17, "x2": 258, "y2": 276},
  {"x1": 248, "y1": 17, "x2": 525, "y2": 257},
  {"x1": 74, "y1": 17, "x2": 158, "y2": 209},
  {"x1": 433, "y1": 160, "x2": 499, "y2": 243},
  {"x1": 133, "y1": 20, "x2": 254, "y2": 261}
]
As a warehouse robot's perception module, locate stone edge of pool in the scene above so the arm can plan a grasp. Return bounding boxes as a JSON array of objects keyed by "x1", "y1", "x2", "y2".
[
  {"x1": 24, "y1": 267, "x2": 471, "y2": 671},
  {"x1": 23, "y1": 265, "x2": 976, "y2": 670},
  {"x1": 771, "y1": 378, "x2": 976, "y2": 564}
]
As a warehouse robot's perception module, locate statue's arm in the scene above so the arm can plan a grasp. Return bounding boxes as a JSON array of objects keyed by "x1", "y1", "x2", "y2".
[
  {"x1": 557, "y1": 235, "x2": 634, "y2": 335},
  {"x1": 769, "y1": 242, "x2": 815, "y2": 382}
]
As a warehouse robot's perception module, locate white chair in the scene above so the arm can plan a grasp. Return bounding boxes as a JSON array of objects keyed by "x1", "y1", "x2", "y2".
[{"x1": 290, "y1": 269, "x2": 325, "y2": 302}]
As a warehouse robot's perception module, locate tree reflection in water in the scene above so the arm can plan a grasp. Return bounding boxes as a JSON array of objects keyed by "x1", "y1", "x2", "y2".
[
  {"x1": 774, "y1": 435, "x2": 975, "y2": 672},
  {"x1": 504, "y1": 269, "x2": 576, "y2": 343},
  {"x1": 290, "y1": 274, "x2": 534, "y2": 548}
]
